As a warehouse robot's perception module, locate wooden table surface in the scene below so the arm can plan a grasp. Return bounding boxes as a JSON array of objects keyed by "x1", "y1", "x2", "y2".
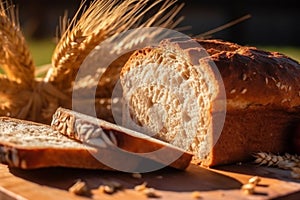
[{"x1": 1, "y1": 162, "x2": 300, "y2": 200}]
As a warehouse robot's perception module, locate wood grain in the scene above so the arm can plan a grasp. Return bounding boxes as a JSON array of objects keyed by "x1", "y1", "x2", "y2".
[{"x1": 1, "y1": 163, "x2": 300, "y2": 200}]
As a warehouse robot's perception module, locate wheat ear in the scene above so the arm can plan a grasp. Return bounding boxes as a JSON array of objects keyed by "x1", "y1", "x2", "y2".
[
  {"x1": 253, "y1": 152, "x2": 300, "y2": 179},
  {"x1": 0, "y1": 0, "x2": 35, "y2": 87},
  {"x1": 0, "y1": 74, "x2": 29, "y2": 117},
  {"x1": 253, "y1": 152, "x2": 300, "y2": 169},
  {"x1": 47, "y1": 0, "x2": 184, "y2": 92}
]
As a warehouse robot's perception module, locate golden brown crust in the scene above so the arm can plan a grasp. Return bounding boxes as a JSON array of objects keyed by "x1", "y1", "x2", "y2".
[
  {"x1": 120, "y1": 48, "x2": 153, "y2": 77},
  {"x1": 8, "y1": 146, "x2": 111, "y2": 170},
  {"x1": 201, "y1": 109, "x2": 300, "y2": 167},
  {"x1": 197, "y1": 39, "x2": 300, "y2": 111},
  {"x1": 201, "y1": 39, "x2": 300, "y2": 166}
]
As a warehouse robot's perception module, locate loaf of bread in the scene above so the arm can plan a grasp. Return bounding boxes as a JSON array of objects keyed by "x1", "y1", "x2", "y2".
[{"x1": 120, "y1": 38, "x2": 300, "y2": 167}]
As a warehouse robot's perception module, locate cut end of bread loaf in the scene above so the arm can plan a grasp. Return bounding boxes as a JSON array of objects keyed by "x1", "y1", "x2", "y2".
[{"x1": 120, "y1": 38, "x2": 226, "y2": 161}]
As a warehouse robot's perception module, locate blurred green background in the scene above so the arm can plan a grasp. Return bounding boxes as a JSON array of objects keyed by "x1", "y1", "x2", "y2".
[
  {"x1": 27, "y1": 40, "x2": 300, "y2": 68},
  {"x1": 27, "y1": 39, "x2": 56, "y2": 67},
  {"x1": 9, "y1": 0, "x2": 300, "y2": 67}
]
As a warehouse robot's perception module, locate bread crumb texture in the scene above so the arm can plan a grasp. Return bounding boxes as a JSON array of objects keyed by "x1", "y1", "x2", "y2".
[{"x1": 0, "y1": 117, "x2": 85, "y2": 148}]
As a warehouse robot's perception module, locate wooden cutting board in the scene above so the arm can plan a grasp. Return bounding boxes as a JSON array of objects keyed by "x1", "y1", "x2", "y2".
[{"x1": 1, "y1": 163, "x2": 300, "y2": 200}]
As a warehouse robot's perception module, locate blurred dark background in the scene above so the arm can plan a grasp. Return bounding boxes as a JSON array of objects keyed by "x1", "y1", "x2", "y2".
[{"x1": 12, "y1": 0, "x2": 300, "y2": 46}]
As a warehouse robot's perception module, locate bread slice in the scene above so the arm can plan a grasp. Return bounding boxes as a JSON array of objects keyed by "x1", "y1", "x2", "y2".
[
  {"x1": 120, "y1": 38, "x2": 300, "y2": 166},
  {"x1": 0, "y1": 117, "x2": 108, "y2": 169},
  {"x1": 0, "y1": 114, "x2": 192, "y2": 170},
  {"x1": 50, "y1": 107, "x2": 192, "y2": 172}
]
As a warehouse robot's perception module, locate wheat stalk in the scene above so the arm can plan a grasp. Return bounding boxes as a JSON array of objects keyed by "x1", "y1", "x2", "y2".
[
  {"x1": 253, "y1": 152, "x2": 300, "y2": 179},
  {"x1": 253, "y1": 152, "x2": 300, "y2": 167},
  {"x1": 0, "y1": 0, "x2": 36, "y2": 120},
  {"x1": 0, "y1": 0, "x2": 68, "y2": 123},
  {"x1": 46, "y1": 0, "x2": 184, "y2": 93},
  {"x1": 0, "y1": 0, "x2": 184, "y2": 124},
  {"x1": 0, "y1": 0, "x2": 35, "y2": 87},
  {"x1": 195, "y1": 14, "x2": 251, "y2": 39}
]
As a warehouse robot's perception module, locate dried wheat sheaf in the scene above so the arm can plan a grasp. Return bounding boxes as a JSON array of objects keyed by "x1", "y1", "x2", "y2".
[{"x1": 0, "y1": 0, "x2": 184, "y2": 124}]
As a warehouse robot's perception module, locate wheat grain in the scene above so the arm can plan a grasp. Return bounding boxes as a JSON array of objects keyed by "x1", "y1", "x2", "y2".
[
  {"x1": 98, "y1": 180, "x2": 123, "y2": 194},
  {"x1": 191, "y1": 191, "x2": 202, "y2": 199},
  {"x1": 68, "y1": 179, "x2": 91, "y2": 196},
  {"x1": 291, "y1": 167, "x2": 300, "y2": 179},
  {"x1": 241, "y1": 183, "x2": 255, "y2": 195},
  {"x1": 248, "y1": 176, "x2": 261, "y2": 185},
  {"x1": 134, "y1": 182, "x2": 147, "y2": 191},
  {"x1": 283, "y1": 153, "x2": 300, "y2": 162},
  {"x1": 253, "y1": 152, "x2": 284, "y2": 167}
]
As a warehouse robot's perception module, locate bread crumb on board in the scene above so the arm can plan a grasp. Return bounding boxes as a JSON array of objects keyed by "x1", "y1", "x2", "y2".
[
  {"x1": 99, "y1": 185, "x2": 116, "y2": 194},
  {"x1": 241, "y1": 183, "x2": 256, "y2": 195},
  {"x1": 240, "y1": 176, "x2": 262, "y2": 195},
  {"x1": 191, "y1": 191, "x2": 202, "y2": 199},
  {"x1": 142, "y1": 188, "x2": 160, "y2": 198},
  {"x1": 134, "y1": 182, "x2": 148, "y2": 192},
  {"x1": 134, "y1": 182, "x2": 160, "y2": 198},
  {"x1": 248, "y1": 176, "x2": 261, "y2": 185},
  {"x1": 68, "y1": 179, "x2": 91, "y2": 196},
  {"x1": 132, "y1": 172, "x2": 142, "y2": 179},
  {"x1": 98, "y1": 180, "x2": 123, "y2": 194}
]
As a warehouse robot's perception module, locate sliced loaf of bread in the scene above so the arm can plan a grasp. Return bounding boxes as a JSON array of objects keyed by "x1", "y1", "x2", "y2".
[{"x1": 120, "y1": 38, "x2": 300, "y2": 166}]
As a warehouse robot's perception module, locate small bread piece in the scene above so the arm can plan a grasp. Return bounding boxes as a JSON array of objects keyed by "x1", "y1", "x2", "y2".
[
  {"x1": 120, "y1": 38, "x2": 300, "y2": 166},
  {"x1": 51, "y1": 107, "x2": 192, "y2": 171}
]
